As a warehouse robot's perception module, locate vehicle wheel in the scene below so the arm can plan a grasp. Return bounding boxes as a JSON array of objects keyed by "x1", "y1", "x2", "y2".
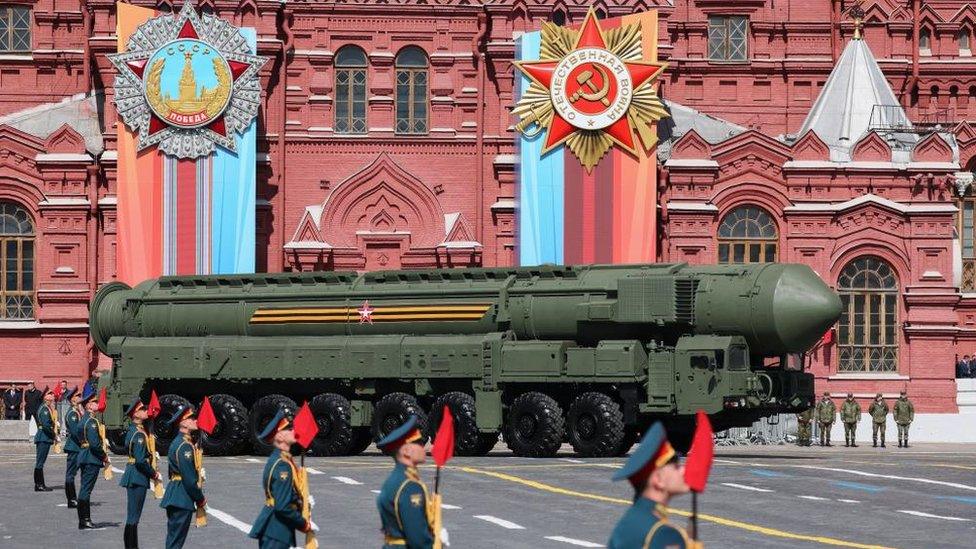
[
  {"x1": 371, "y1": 392, "x2": 428, "y2": 453},
  {"x1": 248, "y1": 394, "x2": 297, "y2": 456},
  {"x1": 615, "y1": 425, "x2": 641, "y2": 456},
  {"x1": 347, "y1": 428, "x2": 373, "y2": 455},
  {"x1": 566, "y1": 392, "x2": 624, "y2": 458},
  {"x1": 199, "y1": 394, "x2": 250, "y2": 456},
  {"x1": 503, "y1": 392, "x2": 564, "y2": 458},
  {"x1": 106, "y1": 428, "x2": 127, "y2": 456},
  {"x1": 308, "y1": 393, "x2": 355, "y2": 456},
  {"x1": 429, "y1": 392, "x2": 497, "y2": 457},
  {"x1": 472, "y1": 431, "x2": 500, "y2": 456},
  {"x1": 153, "y1": 394, "x2": 191, "y2": 455}
]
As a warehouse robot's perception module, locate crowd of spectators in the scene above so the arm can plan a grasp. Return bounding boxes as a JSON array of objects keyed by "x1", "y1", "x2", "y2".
[
  {"x1": 1, "y1": 380, "x2": 71, "y2": 421},
  {"x1": 957, "y1": 355, "x2": 976, "y2": 378}
]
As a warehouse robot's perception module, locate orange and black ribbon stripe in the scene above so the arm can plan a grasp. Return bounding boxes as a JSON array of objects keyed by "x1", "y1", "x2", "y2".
[{"x1": 248, "y1": 304, "x2": 492, "y2": 324}]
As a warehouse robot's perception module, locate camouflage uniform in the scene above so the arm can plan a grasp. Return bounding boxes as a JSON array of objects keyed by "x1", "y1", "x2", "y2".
[
  {"x1": 840, "y1": 395, "x2": 861, "y2": 447},
  {"x1": 893, "y1": 393, "x2": 914, "y2": 448},
  {"x1": 815, "y1": 393, "x2": 836, "y2": 446},
  {"x1": 796, "y1": 407, "x2": 814, "y2": 446},
  {"x1": 867, "y1": 394, "x2": 888, "y2": 447}
]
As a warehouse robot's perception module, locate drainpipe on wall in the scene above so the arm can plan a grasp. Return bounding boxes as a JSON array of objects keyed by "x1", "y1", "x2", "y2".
[
  {"x1": 472, "y1": 11, "x2": 488, "y2": 249},
  {"x1": 830, "y1": 0, "x2": 839, "y2": 62},
  {"x1": 278, "y1": 4, "x2": 294, "y2": 271},
  {"x1": 81, "y1": 0, "x2": 92, "y2": 94},
  {"x1": 86, "y1": 155, "x2": 101, "y2": 371},
  {"x1": 904, "y1": 0, "x2": 920, "y2": 107}
]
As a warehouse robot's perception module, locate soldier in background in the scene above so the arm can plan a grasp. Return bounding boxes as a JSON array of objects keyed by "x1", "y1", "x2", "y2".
[
  {"x1": 161, "y1": 404, "x2": 206, "y2": 549},
  {"x1": 77, "y1": 384, "x2": 108, "y2": 529},
  {"x1": 840, "y1": 393, "x2": 861, "y2": 447},
  {"x1": 376, "y1": 415, "x2": 435, "y2": 549},
  {"x1": 120, "y1": 398, "x2": 160, "y2": 549},
  {"x1": 63, "y1": 386, "x2": 82, "y2": 508},
  {"x1": 815, "y1": 392, "x2": 836, "y2": 447},
  {"x1": 796, "y1": 406, "x2": 813, "y2": 446},
  {"x1": 894, "y1": 391, "x2": 915, "y2": 448},
  {"x1": 33, "y1": 387, "x2": 57, "y2": 492},
  {"x1": 867, "y1": 393, "x2": 888, "y2": 448}
]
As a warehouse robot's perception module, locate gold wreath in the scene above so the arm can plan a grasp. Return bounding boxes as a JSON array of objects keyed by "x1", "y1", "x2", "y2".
[
  {"x1": 143, "y1": 56, "x2": 231, "y2": 122},
  {"x1": 145, "y1": 58, "x2": 170, "y2": 118},
  {"x1": 205, "y1": 57, "x2": 231, "y2": 118}
]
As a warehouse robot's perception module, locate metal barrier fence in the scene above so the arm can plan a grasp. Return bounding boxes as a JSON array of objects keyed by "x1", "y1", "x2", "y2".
[{"x1": 715, "y1": 413, "x2": 821, "y2": 446}]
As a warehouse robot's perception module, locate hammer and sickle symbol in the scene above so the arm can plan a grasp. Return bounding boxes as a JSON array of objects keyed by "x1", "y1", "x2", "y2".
[{"x1": 570, "y1": 65, "x2": 612, "y2": 107}]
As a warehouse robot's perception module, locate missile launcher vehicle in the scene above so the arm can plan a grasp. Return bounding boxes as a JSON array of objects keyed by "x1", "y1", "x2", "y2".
[{"x1": 89, "y1": 262, "x2": 842, "y2": 457}]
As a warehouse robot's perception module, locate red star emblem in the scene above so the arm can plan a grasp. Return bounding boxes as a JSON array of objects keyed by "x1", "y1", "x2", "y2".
[
  {"x1": 357, "y1": 300, "x2": 374, "y2": 324},
  {"x1": 514, "y1": 10, "x2": 666, "y2": 157}
]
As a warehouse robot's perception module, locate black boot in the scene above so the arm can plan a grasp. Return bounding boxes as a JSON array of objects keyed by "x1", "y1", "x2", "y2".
[
  {"x1": 66, "y1": 482, "x2": 78, "y2": 508},
  {"x1": 78, "y1": 500, "x2": 94, "y2": 529},
  {"x1": 34, "y1": 469, "x2": 44, "y2": 491},
  {"x1": 38, "y1": 469, "x2": 52, "y2": 491},
  {"x1": 131, "y1": 523, "x2": 140, "y2": 549},
  {"x1": 904, "y1": 437, "x2": 909, "y2": 448},
  {"x1": 123, "y1": 524, "x2": 137, "y2": 549},
  {"x1": 873, "y1": 438, "x2": 877, "y2": 447}
]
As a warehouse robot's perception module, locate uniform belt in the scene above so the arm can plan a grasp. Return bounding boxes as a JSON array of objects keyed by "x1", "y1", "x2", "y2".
[
  {"x1": 171, "y1": 474, "x2": 182, "y2": 481},
  {"x1": 81, "y1": 443, "x2": 90, "y2": 448},
  {"x1": 384, "y1": 535, "x2": 406, "y2": 545},
  {"x1": 265, "y1": 497, "x2": 275, "y2": 506},
  {"x1": 127, "y1": 458, "x2": 136, "y2": 463}
]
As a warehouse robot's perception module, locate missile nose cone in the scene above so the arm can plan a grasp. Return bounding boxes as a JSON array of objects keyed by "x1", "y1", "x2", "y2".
[{"x1": 772, "y1": 265, "x2": 843, "y2": 353}]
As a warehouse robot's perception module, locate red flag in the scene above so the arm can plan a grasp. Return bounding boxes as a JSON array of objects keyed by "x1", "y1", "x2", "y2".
[
  {"x1": 431, "y1": 405, "x2": 455, "y2": 467},
  {"x1": 197, "y1": 396, "x2": 217, "y2": 435},
  {"x1": 820, "y1": 327, "x2": 835, "y2": 346},
  {"x1": 96, "y1": 388, "x2": 107, "y2": 413},
  {"x1": 53, "y1": 384, "x2": 62, "y2": 400},
  {"x1": 147, "y1": 390, "x2": 161, "y2": 418},
  {"x1": 684, "y1": 410, "x2": 714, "y2": 493},
  {"x1": 293, "y1": 401, "x2": 319, "y2": 449}
]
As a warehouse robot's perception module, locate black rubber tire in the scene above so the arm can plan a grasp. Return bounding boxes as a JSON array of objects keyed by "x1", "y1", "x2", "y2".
[
  {"x1": 429, "y1": 392, "x2": 500, "y2": 457},
  {"x1": 503, "y1": 392, "x2": 564, "y2": 458},
  {"x1": 371, "y1": 392, "x2": 428, "y2": 453},
  {"x1": 106, "y1": 428, "x2": 127, "y2": 456},
  {"x1": 199, "y1": 394, "x2": 250, "y2": 456},
  {"x1": 153, "y1": 394, "x2": 191, "y2": 455},
  {"x1": 615, "y1": 425, "x2": 641, "y2": 456},
  {"x1": 347, "y1": 428, "x2": 373, "y2": 455},
  {"x1": 248, "y1": 394, "x2": 297, "y2": 456},
  {"x1": 308, "y1": 393, "x2": 355, "y2": 456},
  {"x1": 566, "y1": 392, "x2": 625, "y2": 457}
]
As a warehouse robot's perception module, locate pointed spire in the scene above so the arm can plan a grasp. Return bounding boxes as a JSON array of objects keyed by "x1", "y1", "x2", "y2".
[{"x1": 850, "y1": 2, "x2": 865, "y2": 41}]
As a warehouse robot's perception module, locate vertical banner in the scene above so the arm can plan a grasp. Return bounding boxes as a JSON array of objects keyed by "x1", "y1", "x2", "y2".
[
  {"x1": 514, "y1": 10, "x2": 663, "y2": 267},
  {"x1": 113, "y1": 2, "x2": 262, "y2": 282}
]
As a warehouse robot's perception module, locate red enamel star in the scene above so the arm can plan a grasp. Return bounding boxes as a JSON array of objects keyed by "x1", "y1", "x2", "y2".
[
  {"x1": 514, "y1": 9, "x2": 666, "y2": 157},
  {"x1": 358, "y1": 300, "x2": 374, "y2": 324}
]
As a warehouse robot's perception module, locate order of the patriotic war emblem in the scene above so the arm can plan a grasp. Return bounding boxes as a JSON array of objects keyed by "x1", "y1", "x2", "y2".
[{"x1": 108, "y1": 1, "x2": 267, "y2": 159}]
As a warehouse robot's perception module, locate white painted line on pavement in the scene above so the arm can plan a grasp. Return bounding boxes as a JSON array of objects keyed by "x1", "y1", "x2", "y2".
[
  {"x1": 797, "y1": 495, "x2": 829, "y2": 501},
  {"x1": 473, "y1": 515, "x2": 525, "y2": 529},
  {"x1": 306, "y1": 467, "x2": 324, "y2": 475},
  {"x1": 713, "y1": 459, "x2": 741, "y2": 464},
  {"x1": 560, "y1": 458, "x2": 585, "y2": 463},
  {"x1": 111, "y1": 466, "x2": 124, "y2": 474},
  {"x1": 544, "y1": 535, "x2": 604, "y2": 547},
  {"x1": 208, "y1": 507, "x2": 253, "y2": 533},
  {"x1": 371, "y1": 490, "x2": 381, "y2": 494},
  {"x1": 441, "y1": 504, "x2": 462, "y2": 510},
  {"x1": 837, "y1": 499, "x2": 860, "y2": 503},
  {"x1": 332, "y1": 476, "x2": 363, "y2": 485},
  {"x1": 245, "y1": 458, "x2": 263, "y2": 463},
  {"x1": 787, "y1": 465, "x2": 976, "y2": 493},
  {"x1": 897, "y1": 510, "x2": 971, "y2": 522},
  {"x1": 720, "y1": 483, "x2": 773, "y2": 493}
]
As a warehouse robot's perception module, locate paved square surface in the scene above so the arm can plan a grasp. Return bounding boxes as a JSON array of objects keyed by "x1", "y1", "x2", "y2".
[{"x1": 2, "y1": 442, "x2": 974, "y2": 548}]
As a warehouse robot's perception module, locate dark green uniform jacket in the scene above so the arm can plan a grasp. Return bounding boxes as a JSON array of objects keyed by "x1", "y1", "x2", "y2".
[
  {"x1": 816, "y1": 398, "x2": 837, "y2": 423},
  {"x1": 868, "y1": 401, "x2": 888, "y2": 424},
  {"x1": 608, "y1": 497, "x2": 690, "y2": 549},
  {"x1": 161, "y1": 436, "x2": 205, "y2": 511},
  {"x1": 120, "y1": 424, "x2": 155, "y2": 488},
  {"x1": 77, "y1": 414, "x2": 107, "y2": 466},
  {"x1": 894, "y1": 398, "x2": 915, "y2": 425},
  {"x1": 248, "y1": 449, "x2": 307, "y2": 546},
  {"x1": 34, "y1": 404, "x2": 57, "y2": 444},
  {"x1": 377, "y1": 462, "x2": 434, "y2": 549},
  {"x1": 841, "y1": 400, "x2": 861, "y2": 424},
  {"x1": 64, "y1": 408, "x2": 82, "y2": 453}
]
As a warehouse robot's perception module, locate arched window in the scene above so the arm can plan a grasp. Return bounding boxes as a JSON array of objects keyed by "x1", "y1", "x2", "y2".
[
  {"x1": 334, "y1": 46, "x2": 367, "y2": 134},
  {"x1": 0, "y1": 201, "x2": 34, "y2": 319},
  {"x1": 837, "y1": 257, "x2": 898, "y2": 373},
  {"x1": 717, "y1": 205, "x2": 777, "y2": 264},
  {"x1": 920, "y1": 28, "x2": 932, "y2": 56},
  {"x1": 960, "y1": 28, "x2": 972, "y2": 56},
  {"x1": 395, "y1": 46, "x2": 428, "y2": 135}
]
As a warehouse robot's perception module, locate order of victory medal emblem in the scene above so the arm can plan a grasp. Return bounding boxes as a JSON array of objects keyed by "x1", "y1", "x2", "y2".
[
  {"x1": 108, "y1": 1, "x2": 267, "y2": 159},
  {"x1": 513, "y1": 8, "x2": 669, "y2": 170}
]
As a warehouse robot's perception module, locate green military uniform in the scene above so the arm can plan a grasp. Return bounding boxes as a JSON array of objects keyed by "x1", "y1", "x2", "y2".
[
  {"x1": 376, "y1": 415, "x2": 435, "y2": 549},
  {"x1": 161, "y1": 404, "x2": 206, "y2": 549},
  {"x1": 815, "y1": 393, "x2": 836, "y2": 446},
  {"x1": 609, "y1": 422, "x2": 695, "y2": 549},
  {"x1": 840, "y1": 395, "x2": 861, "y2": 447},
  {"x1": 249, "y1": 411, "x2": 312, "y2": 549},
  {"x1": 120, "y1": 396, "x2": 159, "y2": 549},
  {"x1": 64, "y1": 388, "x2": 82, "y2": 508},
  {"x1": 33, "y1": 397, "x2": 57, "y2": 491},
  {"x1": 867, "y1": 394, "x2": 888, "y2": 447},
  {"x1": 796, "y1": 407, "x2": 814, "y2": 446},
  {"x1": 893, "y1": 393, "x2": 915, "y2": 448},
  {"x1": 77, "y1": 396, "x2": 107, "y2": 529}
]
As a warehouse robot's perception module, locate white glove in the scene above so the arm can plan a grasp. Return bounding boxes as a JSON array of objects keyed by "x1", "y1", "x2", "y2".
[
  {"x1": 440, "y1": 528, "x2": 450, "y2": 547},
  {"x1": 199, "y1": 467, "x2": 207, "y2": 481},
  {"x1": 310, "y1": 520, "x2": 320, "y2": 533},
  {"x1": 308, "y1": 494, "x2": 316, "y2": 508}
]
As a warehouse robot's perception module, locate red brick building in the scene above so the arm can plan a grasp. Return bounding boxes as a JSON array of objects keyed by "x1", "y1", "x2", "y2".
[{"x1": 2, "y1": 1, "x2": 976, "y2": 429}]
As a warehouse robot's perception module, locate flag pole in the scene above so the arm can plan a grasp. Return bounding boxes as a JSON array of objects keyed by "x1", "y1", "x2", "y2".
[{"x1": 691, "y1": 491, "x2": 698, "y2": 540}]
